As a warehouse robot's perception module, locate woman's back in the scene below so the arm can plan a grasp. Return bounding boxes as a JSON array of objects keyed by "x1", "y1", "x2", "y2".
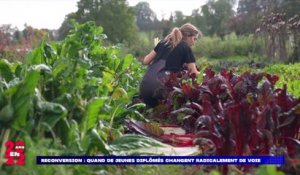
[
  {"x1": 164, "y1": 41, "x2": 195, "y2": 73},
  {"x1": 139, "y1": 23, "x2": 201, "y2": 107},
  {"x1": 139, "y1": 41, "x2": 172, "y2": 107}
]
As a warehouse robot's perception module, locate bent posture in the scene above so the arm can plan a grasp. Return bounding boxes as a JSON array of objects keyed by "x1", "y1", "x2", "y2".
[{"x1": 140, "y1": 23, "x2": 202, "y2": 107}]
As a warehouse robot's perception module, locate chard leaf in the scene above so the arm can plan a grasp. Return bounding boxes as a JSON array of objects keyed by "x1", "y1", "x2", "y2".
[
  {"x1": 110, "y1": 134, "x2": 167, "y2": 155},
  {"x1": 81, "y1": 97, "x2": 106, "y2": 133}
]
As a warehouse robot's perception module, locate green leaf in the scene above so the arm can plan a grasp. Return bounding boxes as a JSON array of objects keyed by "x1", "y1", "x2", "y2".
[
  {"x1": 87, "y1": 128, "x2": 110, "y2": 155},
  {"x1": 111, "y1": 87, "x2": 128, "y2": 101},
  {"x1": 11, "y1": 68, "x2": 40, "y2": 129},
  {"x1": 54, "y1": 118, "x2": 70, "y2": 146},
  {"x1": 37, "y1": 101, "x2": 67, "y2": 128},
  {"x1": 52, "y1": 60, "x2": 70, "y2": 78},
  {"x1": 110, "y1": 134, "x2": 167, "y2": 154},
  {"x1": 127, "y1": 103, "x2": 146, "y2": 110},
  {"x1": 81, "y1": 97, "x2": 106, "y2": 134},
  {"x1": 0, "y1": 102, "x2": 14, "y2": 123},
  {"x1": 119, "y1": 54, "x2": 133, "y2": 72},
  {"x1": 266, "y1": 165, "x2": 285, "y2": 175},
  {"x1": 102, "y1": 71, "x2": 114, "y2": 92},
  {"x1": 210, "y1": 170, "x2": 221, "y2": 175},
  {"x1": 37, "y1": 101, "x2": 67, "y2": 114},
  {"x1": 43, "y1": 43, "x2": 57, "y2": 64},
  {"x1": 66, "y1": 120, "x2": 83, "y2": 154},
  {"x1": 26, "y1": 45, "x2": 43, "y2": 65},
  {"x1": 0, "y1": 91, "x2": 6, "y2": 108},
  {"x1": 31, "y1": 64, "x2": 52, "y2": 73},
  {"x1": 0, "y1": 59, "x2": 14, "y2": 82},
  {"x1": 256, "y1": 165, "x2": 285, "y2": 175}
]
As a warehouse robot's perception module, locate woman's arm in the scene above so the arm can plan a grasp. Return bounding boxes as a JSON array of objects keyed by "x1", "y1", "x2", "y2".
[
  {"x1": 187, "y1": 63, "x2": 200, "y2": 76},
  {"x1": 143, "y1": 50, "x2": 157, "y2": 65}
]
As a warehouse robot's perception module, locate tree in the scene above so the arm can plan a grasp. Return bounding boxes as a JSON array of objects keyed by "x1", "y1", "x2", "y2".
[
  {"x1": 134, "y1": 2, "x2": 158, "y2": 31},
  {"x1": 201, "y1": 0, "x2": 235, "y2": 37},
  {"x1": 234, "y1": 0, "x2": 300, "y2": 35},
  {"x1": 190, "y1": 9, "x2": 206, "y2": 33},
  {"x1": 256, "y1": 12, "x2": 300, "y2": 62},
  {"x1": 0, "y1": 25, "x2": 13, "y2": 54},
  {"x1": 235, "y1": 0, "x2": 262, "y2": 34},
  {"x1": 173, "y1": 11, "x2": 189, "y2": 27},
  {"x1": 60, "y1": 0, "x2": 136, "y2": 43},
  {"x1": 274, "y1": 0, "x2": 300, "y2": 18},
  {"x1": 0, "y1": 24, "x2": 51, "y2": 60},
  {"x1": 288, "y1": 14, "x2": 300, "y2": 62},
  {"x1": 160, "y1": 15, "x2": 175, "y2": 37},
  {"x1": 57, "y1": 13, "x2": 77, "y2": 40},
  {"x1": 257, "y1": 13, "x2": 288, "y2": 61}
]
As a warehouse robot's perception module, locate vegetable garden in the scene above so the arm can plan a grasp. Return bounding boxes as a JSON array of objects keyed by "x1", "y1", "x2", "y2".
[{"x1": 0, "y1": 22, "x2": 299, "y2": 175}]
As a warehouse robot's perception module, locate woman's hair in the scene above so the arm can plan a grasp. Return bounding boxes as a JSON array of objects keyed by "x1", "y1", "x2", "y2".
[{"x1": 164, "y1": 23, "x2": 202, "y2": 48}]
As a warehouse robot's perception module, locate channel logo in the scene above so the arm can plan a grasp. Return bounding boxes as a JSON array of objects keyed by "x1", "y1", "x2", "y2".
[{"x1": 4, "y1": 140, "x2": 25, "y2": 166}]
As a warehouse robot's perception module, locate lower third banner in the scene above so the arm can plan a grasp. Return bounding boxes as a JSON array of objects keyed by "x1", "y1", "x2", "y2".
[{"x1": 36, "y1": 156, "x2": 284, "y2": 165}]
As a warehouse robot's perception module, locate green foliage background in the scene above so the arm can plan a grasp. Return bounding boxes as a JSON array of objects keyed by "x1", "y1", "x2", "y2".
[
  {"x1": 0, "y1": 0, "x2": 299, "y2": 173},
  {"x1": 1, "y1": 21, "x2": 295, "y2": 175}
]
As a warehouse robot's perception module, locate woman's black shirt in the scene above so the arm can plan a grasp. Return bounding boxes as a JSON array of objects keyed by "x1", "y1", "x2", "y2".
[
  {"x1": 153, "y1": 41, "x2": 195, "y2": 72},
  {"x1": 139, "y1": 40, "x2": 195, "y2": 107},
  {"x1": 165, "y1": 41, "x2": 195, "y2": 72}
]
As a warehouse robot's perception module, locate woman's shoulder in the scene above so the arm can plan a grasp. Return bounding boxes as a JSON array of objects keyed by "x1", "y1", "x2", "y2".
[
  {"x1": 156, "y1": 40, "x2": 172, "y2": 50},
  {"x1": 159, "y1": 40, "x2": 172, "y2": 48},
  {"x1": 155, "y1": 40, "x2": 166, "y2": 48},
  {"x1": 175, "y1": 41, "x2": 190, "y2": 51},
  {"x1": 177, "y1": 41, "x2": 189, "y2": 47},
  {"x1": 154, "y1": 40, "x2": 165, "y2": 52}
]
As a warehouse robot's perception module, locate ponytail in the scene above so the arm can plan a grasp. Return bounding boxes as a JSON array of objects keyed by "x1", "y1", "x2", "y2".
[
  {"x1": 164, "y1": 27, "x2": 182, "y2": 48},
  {"x1": 163, "y1": 23, "x2": 201, "y2": 48}
]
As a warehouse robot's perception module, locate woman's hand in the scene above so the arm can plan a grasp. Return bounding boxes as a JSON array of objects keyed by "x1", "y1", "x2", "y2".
[
  {"x1": 143, "y1": 50, "x2": 157, "y2": 65},
  {"x1": 187, "y1": 63, "x2": 200, "y2": 76}
]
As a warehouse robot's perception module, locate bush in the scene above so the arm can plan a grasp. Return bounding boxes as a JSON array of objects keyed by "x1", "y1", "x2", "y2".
[
  {"x1": 193, "y1": 33, "x2": 264, "y2": 59},
  {"x1": 263, "y1": 63, "x2": 300, "y2": 98},
  {"x1": 123, "y1": 31, "x2": 158, "y2": 60}
]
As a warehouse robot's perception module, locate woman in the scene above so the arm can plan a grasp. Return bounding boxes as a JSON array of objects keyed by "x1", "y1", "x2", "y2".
[{"x1": 140, "y1": 23, "x2": 201, "y2": 107}]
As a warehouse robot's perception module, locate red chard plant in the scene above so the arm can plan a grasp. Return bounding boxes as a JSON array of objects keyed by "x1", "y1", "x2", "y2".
[{"x1": 150, "y1": 68, "x2": 300, "y2": 173}]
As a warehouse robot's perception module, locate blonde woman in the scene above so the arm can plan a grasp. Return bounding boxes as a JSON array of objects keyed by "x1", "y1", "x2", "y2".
[{"x1": 140, "y1": 23, "x2": 202, "y2": 107}]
